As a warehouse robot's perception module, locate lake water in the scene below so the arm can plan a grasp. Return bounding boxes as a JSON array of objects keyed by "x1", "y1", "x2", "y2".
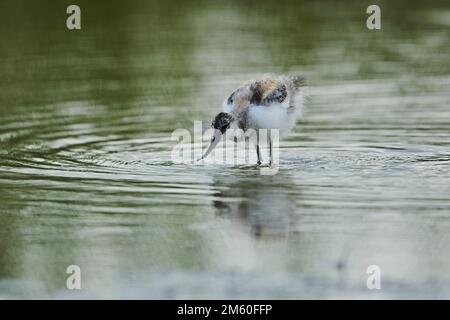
[{"x1": 0, "y1": 0, "x2": 449, "y2": 299}]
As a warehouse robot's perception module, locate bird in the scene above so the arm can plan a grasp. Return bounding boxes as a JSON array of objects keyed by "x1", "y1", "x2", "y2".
[{"x1": 199, "y1": 74, "x2": 306, "y2": 166}]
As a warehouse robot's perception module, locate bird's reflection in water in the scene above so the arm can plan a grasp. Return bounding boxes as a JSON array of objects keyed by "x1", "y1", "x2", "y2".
[{"x1": 213, "y1": 171, "x2": 300, "y2": 239}]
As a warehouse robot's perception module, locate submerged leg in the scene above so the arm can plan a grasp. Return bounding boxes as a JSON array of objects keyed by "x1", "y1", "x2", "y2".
[
  {"x1": 254, "y1": 129, "x2": 262, "y2": 165},
  {"x1": 256, "y1": 144, "x2": 262, "y2": 165},
  {"x1": 269, "y1": 133, "x2": 273, "y2": 166}
]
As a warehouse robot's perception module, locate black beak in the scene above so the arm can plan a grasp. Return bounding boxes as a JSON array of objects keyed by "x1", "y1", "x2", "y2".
[{"x1": 198, "y1": 129, "x2": 223, "y2": 161}]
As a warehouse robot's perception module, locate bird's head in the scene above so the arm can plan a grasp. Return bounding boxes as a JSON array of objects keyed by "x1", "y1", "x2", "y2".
[{"x1": 199, "y1": 112, "x2": 234, "y2": 160}]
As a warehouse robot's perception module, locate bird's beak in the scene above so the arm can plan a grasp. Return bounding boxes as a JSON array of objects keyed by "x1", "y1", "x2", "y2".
[{"x1": 198, "y1": 129, "x2": 222, "y2": 161}]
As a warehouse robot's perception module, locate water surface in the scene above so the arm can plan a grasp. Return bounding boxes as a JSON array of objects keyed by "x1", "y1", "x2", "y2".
[{"x1": 0, "y1": 0, "x2": 449, "y2": 299}]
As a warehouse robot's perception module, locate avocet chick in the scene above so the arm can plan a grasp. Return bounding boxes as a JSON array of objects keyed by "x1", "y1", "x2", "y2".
[{"x1": 200, "y1": 74, "x2": 306, "y2": 165}]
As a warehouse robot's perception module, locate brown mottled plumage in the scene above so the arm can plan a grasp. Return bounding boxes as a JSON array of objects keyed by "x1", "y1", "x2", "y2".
[{"x1": 225, "y1": 74, "x2": 305, "y2": 114}]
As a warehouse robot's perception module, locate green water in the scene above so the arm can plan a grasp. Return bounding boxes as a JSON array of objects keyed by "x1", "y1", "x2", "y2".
[{"x1": 0, "y1": 0, "x2": 449, "y2": 298}]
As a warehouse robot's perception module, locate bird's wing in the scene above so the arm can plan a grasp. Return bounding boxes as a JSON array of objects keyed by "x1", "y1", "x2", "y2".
[
  {"x1": 226, "y1": 75, "x2": 306, "y2": 112},
  {"x1": 243, "y1": 78, "x2": 282, "y2": 106},
  {"x1": 259, "y1": 80, "x2": 288, "y2": 105},
  {"x1": 251, "y1": 75, "x2": 306, "y2": 106}
]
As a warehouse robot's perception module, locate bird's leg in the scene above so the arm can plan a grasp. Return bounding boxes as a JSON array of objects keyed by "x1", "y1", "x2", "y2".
[
  {"x1": 255, "y1": 131, "x2": 262, "y2": 165},
  {"x1": 256, "y1": 144, "x2": 262, "y2": 165},
  {"x1": 268, "y1": 131, "x2": 273, "y2": 167}
]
